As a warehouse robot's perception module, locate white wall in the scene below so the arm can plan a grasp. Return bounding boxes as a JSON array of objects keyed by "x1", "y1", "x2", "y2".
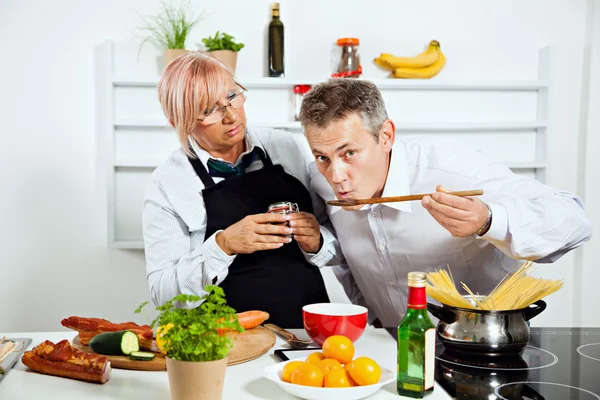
[
  {"x1": 575, "y1": 0, "x2": 600, "y2": 328},
  {"x1": 0, "y1": 0, "x2": 596, "y2": 332}
]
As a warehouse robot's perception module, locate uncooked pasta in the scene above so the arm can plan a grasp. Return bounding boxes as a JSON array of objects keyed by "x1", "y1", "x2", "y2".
[{"x1": 426, "y1": 261, "x2": 563, "y2": 310}]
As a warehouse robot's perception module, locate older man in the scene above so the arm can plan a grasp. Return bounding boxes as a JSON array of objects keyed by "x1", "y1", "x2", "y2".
[{"x1": 299, "y1": 79, "x2": 592, "y2": 328}]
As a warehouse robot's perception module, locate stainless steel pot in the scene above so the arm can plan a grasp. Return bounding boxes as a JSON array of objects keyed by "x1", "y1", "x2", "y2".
[{"x1": 427, "y1": 297, "x2": 546, "y2": 356}]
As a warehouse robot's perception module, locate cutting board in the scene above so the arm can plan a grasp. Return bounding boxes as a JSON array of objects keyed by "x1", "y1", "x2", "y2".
[{"x1": 72, "y1": 326, "x2": 275, "y2": 371}]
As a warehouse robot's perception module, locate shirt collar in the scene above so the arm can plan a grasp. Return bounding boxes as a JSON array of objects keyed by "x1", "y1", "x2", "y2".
[
  {"x1": 188, "y1": 130, "x2": 259, "y2": 167},
  {"x1": 380, "y1": 141, "x2": 412, "y2": 213},
  {"x1": 329, "y1": 140, "x2": 411, "y2": 214}
]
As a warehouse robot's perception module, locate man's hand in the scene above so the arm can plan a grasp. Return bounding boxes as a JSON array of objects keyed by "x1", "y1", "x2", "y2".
[
  {"x1": 287, "y1": 212, "x2": 322, "y2": 253},
  {"x1": 421, "y1": 185, "x2": 490, "y2": 237},
  {"x1": 216, "y1": 213, "x2": 293, "y2": 255}
]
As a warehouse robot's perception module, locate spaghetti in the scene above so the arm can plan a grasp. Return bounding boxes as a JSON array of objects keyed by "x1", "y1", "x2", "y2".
[{"x1": 426, "y1": 261, "x2": 564, "y2": 310}]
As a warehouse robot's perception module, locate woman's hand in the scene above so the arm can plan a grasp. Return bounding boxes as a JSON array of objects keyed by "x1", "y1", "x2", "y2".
[
  {"x1": 216, "y1": 213, "x2": 293, "y2": 255},
  {"x1": 287, "y1": 212, "x2": 323, "y2": 253}
]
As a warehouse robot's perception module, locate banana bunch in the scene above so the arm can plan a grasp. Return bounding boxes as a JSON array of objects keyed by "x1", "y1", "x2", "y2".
[{"x1": 374, "y1": 40, "x2": 446, "y2": 79}]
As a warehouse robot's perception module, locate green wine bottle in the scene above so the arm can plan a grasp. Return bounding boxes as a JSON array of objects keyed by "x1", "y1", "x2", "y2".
[
  {"x1": 268, "y1": 2, "x2": 284, "y2": 77},
  {"x1": 397, "y1": 272, "x2": 436, "y2": 398}
]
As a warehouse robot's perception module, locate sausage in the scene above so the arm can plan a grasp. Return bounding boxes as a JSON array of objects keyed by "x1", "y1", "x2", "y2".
[{"x1": 21, "y1": 340, "x2": 111, "y2": 384}]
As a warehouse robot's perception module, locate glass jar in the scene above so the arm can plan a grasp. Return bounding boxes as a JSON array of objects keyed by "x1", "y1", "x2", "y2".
[
  {"x1": 267, "y1": 202, "x2": 299, "y2": 235},
  {"x1": 332, "y1": 38, "x2": 362, "y2": 78},
  {"x1": 292, "y1": 85, "x2": 312, "y2": 121},
  {"x1": 267, "y1": 201, "x2": 299, "y2": 215}
]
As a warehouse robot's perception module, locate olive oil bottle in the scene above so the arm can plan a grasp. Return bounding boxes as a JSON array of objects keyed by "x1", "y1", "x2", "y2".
[
  {"x1": 397, "y1": 272, "x2": 436, "y2": 398},
  {"x1": 268, "y1": 2, "x2": 284, "y2": 77}
]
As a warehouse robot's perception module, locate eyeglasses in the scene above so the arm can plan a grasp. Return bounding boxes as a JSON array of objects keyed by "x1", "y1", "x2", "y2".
[{"x1": 198, "y1": 86, "x2": 248, "y2": 125}]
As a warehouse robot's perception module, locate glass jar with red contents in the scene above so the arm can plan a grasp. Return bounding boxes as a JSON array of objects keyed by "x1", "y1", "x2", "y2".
[
  {"x1": 332, "y1": 38, "x2": 362, "y2": 78},
  {"x1": 268, "y1": 201, "x2": 299, "y2": 235},
  {"x1": 293, "y1": 85, "x2": 312, "y2": 121}
]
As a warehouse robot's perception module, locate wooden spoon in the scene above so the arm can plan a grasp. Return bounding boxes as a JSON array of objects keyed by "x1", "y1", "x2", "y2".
[
  {"x1": 263, "y1": 324, "x2": 314, "y2": 349},
  {"x1": 326, "y1": 189, "x2": 484, "y2": 207}
]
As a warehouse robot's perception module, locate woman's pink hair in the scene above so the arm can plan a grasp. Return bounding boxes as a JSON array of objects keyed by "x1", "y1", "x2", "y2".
[{"x1": 157, "y1": 51, "x2": 237, "y2": 157}]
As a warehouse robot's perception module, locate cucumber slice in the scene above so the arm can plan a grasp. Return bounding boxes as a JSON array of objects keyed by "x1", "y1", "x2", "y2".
[
  {"x1": 129, "y1": 351, "x2": 156, "y2": 361},
  {"x1": 89, "y1": 330, "x2": 139, "y2": 355}
]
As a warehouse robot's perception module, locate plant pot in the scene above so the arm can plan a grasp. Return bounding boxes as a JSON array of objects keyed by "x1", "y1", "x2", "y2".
[
  {"x1": 166, "y1": 356, "x2": 228, "y2": 400},
  {"x1": 164, "y1": 49, "x2": 188, "y2": 66},
  {"x1": 208, "y1": 50, "x2": 238, "y2": 73}
]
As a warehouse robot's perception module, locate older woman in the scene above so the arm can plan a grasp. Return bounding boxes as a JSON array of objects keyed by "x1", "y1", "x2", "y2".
[{"x1": 143, "y1": 52, "x2": 335, "y2": 327}]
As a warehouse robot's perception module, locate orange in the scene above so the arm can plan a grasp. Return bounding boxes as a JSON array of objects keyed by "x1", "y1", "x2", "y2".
[
  {"x1": 319, "y1": 358, "x2": 342, "y2": 375},
  {"x1": 322, "y1": 335, "x2": 355, "y2": 364},
  {"x1": 344, "y1": 360, "x2": 354, "y2": 373},
  {"x1": 291, "y1": 363, "x2": 324, "y2": 387},
  {"x1": 281, "y1": 361, "x2": 306, "y2": 383},
  {"x1": 347, "y1": 356, "x2": 381, "y2": 386},
  {"x1": 305, "y1": 351, "x2": 325, "y2": 366},
  {"x1": 324, "y1": 368, "x2": 356, "y2": 388}
]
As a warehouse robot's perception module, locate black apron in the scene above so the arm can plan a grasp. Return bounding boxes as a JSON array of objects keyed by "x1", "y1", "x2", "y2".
[{"x1": 188, "y1": 148, "x2": 330, "y2": 328}]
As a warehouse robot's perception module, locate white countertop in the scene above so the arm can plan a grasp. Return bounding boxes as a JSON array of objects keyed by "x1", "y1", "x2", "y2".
[{"x1": 0, "y1": 327, "x2": 451, "y2": 400}]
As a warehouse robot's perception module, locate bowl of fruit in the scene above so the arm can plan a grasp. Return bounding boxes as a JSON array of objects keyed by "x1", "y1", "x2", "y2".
[
  {"x1": 302, "y1": 303, "x2": 368, "y2": 346},
  {"x1": 263, "y1": 335, "x2": 394, "y2": 400}
]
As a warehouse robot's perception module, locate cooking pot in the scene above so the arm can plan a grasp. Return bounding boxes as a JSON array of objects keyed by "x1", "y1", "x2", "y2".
[{"x1": 427, "y1": 296, "x2": 546, "y2": 356}]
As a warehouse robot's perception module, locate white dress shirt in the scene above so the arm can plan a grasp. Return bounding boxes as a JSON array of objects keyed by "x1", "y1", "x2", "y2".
[
  {"x1": 142, "y1": 128, "x2": 339, "y2": 307},
  {"x1": 309, "y1": 135, "x2": 592, "y2": 328}
]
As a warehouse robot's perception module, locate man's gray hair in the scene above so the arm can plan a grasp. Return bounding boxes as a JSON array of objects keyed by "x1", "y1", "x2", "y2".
[{"x1": 299, "y1": 79, "x2": 389, "y2": 141}]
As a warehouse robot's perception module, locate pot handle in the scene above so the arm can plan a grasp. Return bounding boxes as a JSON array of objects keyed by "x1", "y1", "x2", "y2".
[
  {"x1": 523, "y1": 300, "x2": 547, "y2": 321},
  {"x1": 427, "y1": 303, "x2": 454, "y2": 324}
]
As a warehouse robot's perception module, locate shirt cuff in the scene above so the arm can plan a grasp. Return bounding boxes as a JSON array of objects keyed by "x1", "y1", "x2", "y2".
[
  {"x1": 203, "y1": 230, "x2": 237, "y2": 285},
  {"x1": 300, "y1": 226, "x2": 336, "y2": 267},
  {"x1": 480, "y1": 202, "x2": 509, "y2": 243}
]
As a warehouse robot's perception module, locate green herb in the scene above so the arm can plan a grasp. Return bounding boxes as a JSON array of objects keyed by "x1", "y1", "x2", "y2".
[
  {"x1": 135, "y1": 286, "x2": 243, "y2": 362},
  {"x1": 137, "y1": 1, "x2": 206, "y2": 51},
  {"x1": 201, "y1": 31, "x2": 245, "y2": 52}
]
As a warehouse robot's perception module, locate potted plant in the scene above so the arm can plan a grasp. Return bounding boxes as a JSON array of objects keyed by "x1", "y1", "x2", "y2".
[
  {"x1": 136, "y1": 286, "x2": 243, "y2": 400},
  {"x1": 137, "y1": 1, "x2": 205, "y2": 66},
  {"x1": 201, "y1": 31, "x2": 245, "y2": 72}
]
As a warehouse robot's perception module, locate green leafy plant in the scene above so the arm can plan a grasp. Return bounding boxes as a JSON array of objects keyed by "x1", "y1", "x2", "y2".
[
  {"x1": 202, "y1": 31, "x2": 245, "y2": 52},
  {"x1": 137, "y1": 1, "x2": 205, "y2": 50},
  {"x1": 135, "y1": 286, "x2": 243, "y2": 362}
]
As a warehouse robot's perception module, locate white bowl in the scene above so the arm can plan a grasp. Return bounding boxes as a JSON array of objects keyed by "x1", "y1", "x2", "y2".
[{"x1": 263, "y1": 357, "x2": 395, "y2": 400}]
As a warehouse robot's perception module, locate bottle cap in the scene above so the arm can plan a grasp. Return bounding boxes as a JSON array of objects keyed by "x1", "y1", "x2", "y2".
[
  {"x1": 408, "y1": 272, "x2": 427, "y2": 288},
  {"x1": 272, "y1": 2, "x2": 280, "y2": 10},
  {"x1": 336, "y1": 38, "x2": 360, "y2": 46}
]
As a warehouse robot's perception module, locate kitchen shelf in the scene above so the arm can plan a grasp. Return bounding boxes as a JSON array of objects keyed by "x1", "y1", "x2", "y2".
[
  {"x1": 113, "y1": 159, "x2": 547, "y2": 170},
  {"x1": 113, "y1": 77, "x2": 549, "y2": 91},
  {"x1": 115, "y1": 118, "x2": 547, "y2": 132},
  {"x1": 100, "y1": 40, "x2": 553, "y2": 249}
]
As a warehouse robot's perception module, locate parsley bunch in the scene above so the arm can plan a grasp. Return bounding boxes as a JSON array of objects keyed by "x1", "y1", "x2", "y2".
[{"x1": 136, "y1": 286, "x2": 243, "y2": 362}]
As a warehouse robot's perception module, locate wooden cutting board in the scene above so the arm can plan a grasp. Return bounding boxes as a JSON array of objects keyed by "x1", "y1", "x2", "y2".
[{"x1": 72, "y1": 326, "x2": 275, "y2": 371}]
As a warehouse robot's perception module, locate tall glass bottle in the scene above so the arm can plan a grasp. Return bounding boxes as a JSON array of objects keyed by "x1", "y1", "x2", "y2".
[
  {"x1": 397, "y1": 272, "x2": 436, "y2": 398},
  {"x1": 268, "y1": 2, "x2": 284, "y2": 77}
]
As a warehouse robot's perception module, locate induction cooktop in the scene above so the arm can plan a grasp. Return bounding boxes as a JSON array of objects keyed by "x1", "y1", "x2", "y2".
[{"x1": 435, "y1": 328, "x2": 600, "y2": 400}]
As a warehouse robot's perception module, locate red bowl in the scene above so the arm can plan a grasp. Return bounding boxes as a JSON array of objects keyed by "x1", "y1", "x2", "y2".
[{"x1": 302, "y1": 303, "x2": 368, "y2": 346}]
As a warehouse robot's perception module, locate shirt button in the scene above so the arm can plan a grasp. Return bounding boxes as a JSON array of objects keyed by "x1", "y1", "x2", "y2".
[
  {"x1": 388, "y1": 281, "x2": 395, "y2": 287},
  {"x1": 371, "y1": 212, "x2": 377, "y2": 217},
  {"x1": 378, "y1": 244, "x2": 386, "y2": 252}
]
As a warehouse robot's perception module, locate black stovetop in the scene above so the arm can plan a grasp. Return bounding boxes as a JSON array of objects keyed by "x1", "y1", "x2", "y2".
[{"x1": 435, "y1": 328, "x2": 600, "y2": 400}]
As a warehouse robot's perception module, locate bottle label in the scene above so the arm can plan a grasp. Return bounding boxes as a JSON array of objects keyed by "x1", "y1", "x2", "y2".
[
  {"x1": 424, "y1": 328, "x2": 435, "y2": 390},
  {"x1": 407, "y1": 286, "x2": 427, "y2": 309}
]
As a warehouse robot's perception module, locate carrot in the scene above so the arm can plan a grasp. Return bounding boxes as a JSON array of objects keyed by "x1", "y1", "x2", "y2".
[
  {"x1": 217, "y1": 310, "x2": 270, "y2": 335},
  {"x1": 237, "y1": 310, "x2": 270, "y2": 330}
]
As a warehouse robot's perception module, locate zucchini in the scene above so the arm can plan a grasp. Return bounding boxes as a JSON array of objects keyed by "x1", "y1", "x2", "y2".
[
  {"x1": 89, "y1": 330, "x2": 139, "y2": 355},
  {"x1": 129, "y1": 351, "x2": 156, "y2": 361}
]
